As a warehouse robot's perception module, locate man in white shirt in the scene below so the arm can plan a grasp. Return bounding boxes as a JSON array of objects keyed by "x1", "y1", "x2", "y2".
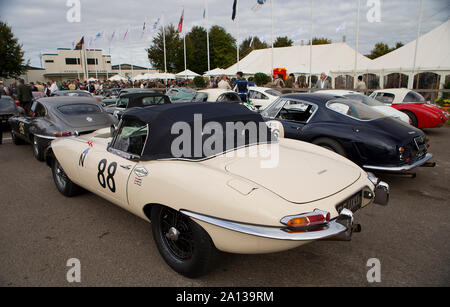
[
  {"x1": 49, "y1": 80, "x2": 58, "y2": 94},
  {"x1": 217, "y1": 75, "x2": 231, "y2": 90}
]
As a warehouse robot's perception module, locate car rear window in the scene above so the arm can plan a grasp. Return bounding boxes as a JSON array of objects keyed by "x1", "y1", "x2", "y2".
[
  {"x1": 327, "y1": 99, "x2": 385, "y2": 121},
  {"x1": 64, "y1": 91, "x2": 92, "y2": 97},
  {"x1": 403, "y1": 91, "x2": 425, "y2": 102},
  {"x1": 57, "y1": 104, "x2": 101, "y2": 115},
  {"x1": 141, "y1": 96, "x2": 168, "y2": 105},
  {"x1": 343, "y1": 94, "x2": 385, "y2": 107}
]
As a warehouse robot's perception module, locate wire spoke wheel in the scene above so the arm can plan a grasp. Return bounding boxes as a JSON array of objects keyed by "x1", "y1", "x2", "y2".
[{"x1": 159, "y1": 207, "x2": 194, "y2": 260}]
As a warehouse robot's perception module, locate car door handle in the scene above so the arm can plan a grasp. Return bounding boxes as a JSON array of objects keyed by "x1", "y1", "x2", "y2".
[
  {"x1": 120, "y1": 164, "x2": 132, "y2": 170},
  {"x1": 291, "y1": 126, "x2": 302, "y2": 131}
]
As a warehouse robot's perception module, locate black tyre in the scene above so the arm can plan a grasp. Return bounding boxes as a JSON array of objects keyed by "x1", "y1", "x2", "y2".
[
  {"x1": 402, "y1": 110, "x2": 418, "y2": 127},
  {"x1": 151, "y1": 205, "x2": 216, "y2": 278},
  {"x1": 11, "y1": 131, "x2": 25, "y2": 145},
  {"x1": 312, "y1": 137, "x2": 347, "y2": 157},
  {"x1": 52, "y1": 159, "x2": 83, "y2": 197},
  {"x1": 32, "y1": 135, "x2": 45, "y2": 161}
]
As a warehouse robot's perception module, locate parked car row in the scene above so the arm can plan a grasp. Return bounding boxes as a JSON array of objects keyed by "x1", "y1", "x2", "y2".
[{"x1": 3, "y1": 87, "x2": 445, "y2": 278}]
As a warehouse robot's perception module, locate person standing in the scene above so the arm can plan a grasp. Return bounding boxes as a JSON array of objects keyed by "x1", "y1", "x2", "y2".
[
  {"x1": 273, "y1": 74, "x2": 285, "y2": 88},
  {"x1": 16, "y1": 78, "x2": 33, "y2": 113},
  {"x1": 218, "y1": 75, "x2": 231, "y2": 90},
  {"x1": 355, "y1": 76, "x2": 367, "y2": 92},
  {"x1": 315, "y1": 72, "x2": 331, "y2": 89},
  {"x1": 234, "y1": 71, "x2": 248, "y2": 102},
  {"x1": 49, "y1": 80, "x2": 58, "y2": 94},
  {"x1": 285, "y1": 73, "x2": 295, "y2": 88}
]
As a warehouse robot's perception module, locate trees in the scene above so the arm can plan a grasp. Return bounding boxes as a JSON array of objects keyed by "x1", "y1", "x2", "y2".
[
  {"x1": 239, "y1": 36, "x2": 269, "y2": 59},
  {"x1": 147, "y1": 24, "x2": 183, "y2": 73},
  {"x1": 185, "y1": 26, "x2": 208, "y2": 74},
  {"x1": 366, "y1": 42, "x2": 404, "y2": 59},
  {"x1": 0, "y1": 20, "x2": 27, "y2": 79},
  {"x1": 209, "y1": 25, "x2": 236, "y2": 70},
  {"x1": 309, "y1": 37, "x2": 332, "y2": 45},
  {"x1": 273, "y1": 36, "x2": 293, "y2": 47}
]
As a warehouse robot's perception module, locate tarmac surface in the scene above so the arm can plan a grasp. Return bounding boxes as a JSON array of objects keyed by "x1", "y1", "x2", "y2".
[{"x1": 0, "y1": 126, "x2": 449, "y2": 286}]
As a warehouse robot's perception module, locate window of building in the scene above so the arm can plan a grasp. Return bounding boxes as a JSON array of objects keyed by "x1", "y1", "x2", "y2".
[
  {"x1": 45, "y1": 60, "x2": 54, "y2": 63},
  {"x1": 87, "y1": 58, "x2": 98, "y2": 65},
  {"x1": 65, "y1": 58, "x2": 80, "y2": 65}
]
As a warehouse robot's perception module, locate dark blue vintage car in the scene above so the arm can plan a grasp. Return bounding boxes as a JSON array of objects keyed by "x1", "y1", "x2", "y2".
[{"x1": 262, "y1": 93, "x2": 434, "y2": 173}]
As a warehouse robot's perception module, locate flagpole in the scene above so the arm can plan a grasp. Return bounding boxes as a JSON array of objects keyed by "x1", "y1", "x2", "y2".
[
  {"x1": 308, "y1": 0, "x2": 313, "y2": 88},
  {"x1": 271, "y1": 0, "x2": 274, "y2": 77},
  {"x1": 354, "y1": 0, "x2": 361, "y2": 89},
  {"x1": 83, "y1": 36, "x2": 89, "y2": 80},
  {"x1": 236, "y1": 0, "x2": 240, "y2": 72},
  {"x1": 182, "y1": 3, "x2": 187, "y2": 79},
  {"x1": 412, "y1": 0, "x2": 423, "y2": 89},
  {"x1": 205, "y1": 0, "x2": 211, "y2": 72},
  {"x1": 163, "y1": 13, "x2": 167, "y2": 74}
]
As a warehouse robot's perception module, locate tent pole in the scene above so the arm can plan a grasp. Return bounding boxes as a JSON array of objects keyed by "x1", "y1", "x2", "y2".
[
  {"x1": 354, "y1": 0, "x2": 360, "y2": 89},
  {"x1": 271, "y1": 0, "x2": 274, "y2": 77},
  {"x1": 412, "y1": 0, "x2": 423, "y2": 89},
  {"x1": 205, "y1": 0, "x2": 211, "y2": 72}
]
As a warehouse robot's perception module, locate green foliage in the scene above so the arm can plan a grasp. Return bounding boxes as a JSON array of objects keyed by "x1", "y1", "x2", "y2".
[
  {"x1": 147, "y1": 24, "x2": 184, "y2": 73},
  {"x1": 254, "y1": 72, "x2": 271, "y2": 86},
  {"x1": 193, "y1": 76, "x2": 206, "y2": 88},
  {"x1": 209, "y1": 25, "x2": 236, "y2": 70},
  {"x1": 366, "y1": 42, "x2": 404, "y2": 59},
  {"x1": 309, "y1": 37, "x2": 332, "y2": 45},
  {"x1": 274, "y1": 36, "x2": 293, "y2": 47},
  {"x1": 0, "y1": 20, "x2": 27, "y2": 79},
  {"x1": 185, "y1": 26, "x2": 208, "y2": 74},
  {"x1": 239, "y1": 36, "x2": 269, "y2": 59},
  {"x1": 147, "y1": 24, "x2": 237, "y2": 75}
]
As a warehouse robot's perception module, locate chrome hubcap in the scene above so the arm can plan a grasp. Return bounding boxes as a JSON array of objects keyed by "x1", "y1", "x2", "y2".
[{"x1": 166, "y1": 227, "x2": 180, "y2": 241}]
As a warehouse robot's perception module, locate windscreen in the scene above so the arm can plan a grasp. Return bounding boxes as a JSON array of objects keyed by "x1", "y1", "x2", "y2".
[
  {"x1": 343, "y1": 93, "x2": 385, "y2": 107},
  {"x1": 327, "y1": 99, "x2": 385, "y2": 121},
  {"x1": 57, "y1": 104, "x2": 101, "y2": 115}
]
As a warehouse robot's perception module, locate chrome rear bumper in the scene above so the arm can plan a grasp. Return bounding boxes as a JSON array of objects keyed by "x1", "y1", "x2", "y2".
[
  {"x1": 363, "y1": 153, "x2": 433, "y2": 172},
  {"x1": 181, "y1": 209, "x2": 355, "y2": 242}
]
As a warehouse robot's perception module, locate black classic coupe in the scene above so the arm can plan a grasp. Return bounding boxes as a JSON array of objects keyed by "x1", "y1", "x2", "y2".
[
  {"x1": 8, "y1": 96, "x2": 117, "y2": 161},
  {"x1": 262, "y1": 93, "x2": 433, "y2": 174}
]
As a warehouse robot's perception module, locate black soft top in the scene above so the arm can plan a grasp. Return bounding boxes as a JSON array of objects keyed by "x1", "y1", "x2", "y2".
[{"x1": 122, "y1": 102, "x2": 275, "y2": 161}]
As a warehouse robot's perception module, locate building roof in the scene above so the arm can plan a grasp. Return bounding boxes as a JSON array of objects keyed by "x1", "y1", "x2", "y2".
[{"x1": 111, "y1": 64, "x2": 150, "y2": 70}]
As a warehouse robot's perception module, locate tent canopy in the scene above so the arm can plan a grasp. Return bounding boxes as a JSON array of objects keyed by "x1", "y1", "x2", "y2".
[
  {"x1": 223, "y1": 42, "x2": 372, "y2": 76},
  {"x1": 108, "y1": 74, "x2": 127, "y2": 81},
  {"x1": 176, "y1": 69, "x2": 200, "y2": 79},
  {"x1": 204, "y1": 68, "x2": 227, "y2": 76}
]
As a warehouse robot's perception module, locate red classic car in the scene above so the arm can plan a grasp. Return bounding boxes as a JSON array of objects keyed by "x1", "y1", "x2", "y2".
[{"x1": 370, "y1": 89, "x2": 448, "y2": 128}]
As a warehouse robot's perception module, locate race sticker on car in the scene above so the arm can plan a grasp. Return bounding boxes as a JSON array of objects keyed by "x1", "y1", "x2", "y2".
[{"x1": 336, "y1": 191, "x2": 362, "y2": 213}]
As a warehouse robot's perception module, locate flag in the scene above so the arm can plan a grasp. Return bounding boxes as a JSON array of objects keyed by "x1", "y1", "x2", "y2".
[
  {"x1": 252, "y1": 0, "x2": 265, "y2": 11},
  {"x1": 232, "y1": 0, "x2": 237, "y2": 20},
  {"x1": 203, "y1": 9, "x2": 206, "y2": 19},
  {"x1": 74, "y1": 36, "x2": 84, "y2": 50},
  {"x1": 178, "y1": 9, "x2": 184, "y2": 33},
  {"x1": 336, "y1": 22, "x2": 346, "y2": 33},
  {"x1": 87, "y1": 36, "x2": 94, "y2": 48},
  {"x1": 249, "y1": 36, "x2": 254, "y2": 47},
  {"x1": 94, "y1": 32, "x2": 103, "y2": 41},
  {"x1": 109, "y1": 31, "x2": 116, "y2": 43},
  {"x1": 123, "y1": 28, "x2": 129, "y2": 40},
  {"x1": 142, "y1": 22, "x2": 146, "y2": 31},
  {"x1": 152, "y1": 17, "x2": 161, "y2": 31}
]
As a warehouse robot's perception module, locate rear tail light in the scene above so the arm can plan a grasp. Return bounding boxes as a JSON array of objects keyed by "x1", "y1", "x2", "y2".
[
  {"x1": 281, "y1": 210, "x2": 330, "y2": 230},
  {"x1": 55, "y1": 132, "x2": 72, "y2": 137}
]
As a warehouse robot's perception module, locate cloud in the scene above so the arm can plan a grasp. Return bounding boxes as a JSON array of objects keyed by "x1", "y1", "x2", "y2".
[{"x1": 1, "y1": 0, "x2": 448, "y2": 68}]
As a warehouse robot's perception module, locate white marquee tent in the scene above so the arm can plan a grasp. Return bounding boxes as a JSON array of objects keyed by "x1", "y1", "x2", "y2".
[
  {"x1": 204, "y1": 68, "x2": 227, "y2": 76},
  {"x1": 223, "y1": 42, "x2": 372, "y2": 76},
  {"x1": 175, "y1": 69, "x2": 200, "y2": 79}
]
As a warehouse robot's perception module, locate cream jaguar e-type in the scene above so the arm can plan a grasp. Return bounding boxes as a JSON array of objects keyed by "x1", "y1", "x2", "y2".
[{"x1": 45, "y1": 102, "x2": 389, "y2": 277}]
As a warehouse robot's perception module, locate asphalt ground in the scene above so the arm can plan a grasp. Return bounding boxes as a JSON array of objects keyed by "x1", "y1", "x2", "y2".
[{"x1": 0, "y1": 126, "x2": 449, "y2": 287}]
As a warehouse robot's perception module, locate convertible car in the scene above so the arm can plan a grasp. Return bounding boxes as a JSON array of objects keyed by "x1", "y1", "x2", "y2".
[
  {"x1": 370, "y1": 89, "x2": 448, "y2": 128},
  {"x1": 9, "y1": 97, "x2": 117, "y2": 161},
  {"x1": 44, "y1": 102, "x2": 388, "y2": 277},
  {"x1": 262, "y1": 94, "x2": 434, "y2": 174}
]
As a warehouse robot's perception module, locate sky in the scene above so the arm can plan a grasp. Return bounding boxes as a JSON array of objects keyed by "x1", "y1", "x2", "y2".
[{"x1": 0, "y1": 0, "x2": 449, "y2": 69}]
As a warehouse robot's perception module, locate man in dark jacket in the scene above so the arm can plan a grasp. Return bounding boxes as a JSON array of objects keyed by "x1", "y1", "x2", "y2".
[{"x1": 16, "y1": 78, "x2": 33, "y2": 113}]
